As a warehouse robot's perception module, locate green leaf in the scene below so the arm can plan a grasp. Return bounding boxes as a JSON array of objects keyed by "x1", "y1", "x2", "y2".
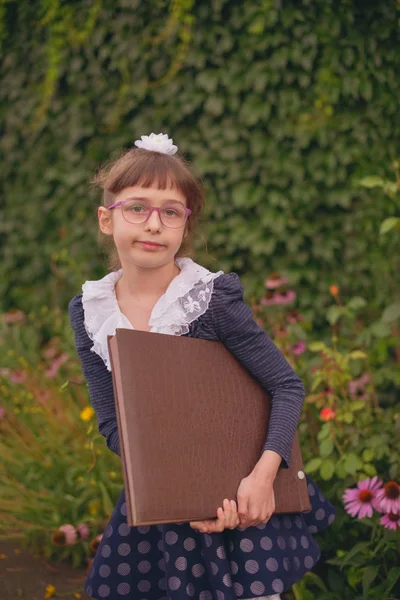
[
  {"x1": 362, "y1": 448, "x2": 374, "y2": 462},
  {"x1": 380, "y1": 216, "x2": 400, "y2": 235},
  {"x1": 326, "y1": 305, "x2": 344, "y2": 325},
  {"x1": 381, "y1": 303, "x2": 400, "y2": 323},
  {"x1": 348, "y1": 350, "x2": 368, "y2": 360},
  {"x1": 347, "y1": 297, "x2": 367, "y2": 311},
  {"x1": 358, "y1": 176, "x2": 385, "y2": 188},
  {"x1": 305, "y1": 457, "x2": 322, "y2": 473},
  {"x1": 320, "y1": 459, "x2": 335, "y2": 480},
  {"x1": 343, "y1": 411, "x2": 354, "y2": 424},
  {"x1": 362, "y1": 463, "x2": 377, "y2": 476},
  {"x1": 370, "y1": 321, "x2": 391, "y2": 338},
  {"x1": 344, "y1": 453, "x2": 363, "y2": 474},
  {"x1": 319, "y1": 438, "x2": 334, "y2": 457},
  {"x1": 362, "y1": 565, "x2": 379, "y2": 598},
  {"x1": 350, "y1": 400, "x2": 366, "y2": 411},
  {"x1": 386, "y1": 566, "x2": 400, "y2": 593},
  {"x1": 308, "y1": 341, "x2": 325, "y2": 352}
]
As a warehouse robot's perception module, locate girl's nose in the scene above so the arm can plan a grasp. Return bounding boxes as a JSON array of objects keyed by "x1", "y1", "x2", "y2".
[{"x1": 145, "y1": 209, "x2": 162, "y2": 230}]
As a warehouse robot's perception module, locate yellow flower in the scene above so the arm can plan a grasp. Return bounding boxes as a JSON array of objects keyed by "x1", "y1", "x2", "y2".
[
  {"x1": 74, "y1": 594, "x2": 82, "y2": 599},
  {"x1": 44, "y1": 584, "x2": 56, "y2": 599},
  {"x1": 80, "y1": 406, "x2": 94, "y2": 422}
]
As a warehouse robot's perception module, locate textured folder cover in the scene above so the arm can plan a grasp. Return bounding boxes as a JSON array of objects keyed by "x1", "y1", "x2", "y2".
[{"x1": 107, "y1": 329, "x2": 311, "y2": 527}]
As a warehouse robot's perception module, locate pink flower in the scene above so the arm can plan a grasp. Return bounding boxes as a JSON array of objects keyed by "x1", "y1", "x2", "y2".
[
  {"x1": 10, "y1": 369, "x2": 27, "y2": 384},
  {"x1": 375, "y1": 481, "x2": 400, "y2": 514},
  {"x1": 76, "y1": 523, "x2": 90, "y2": 541},
  {"x1": 320, "y1": 407, "x2": 336, "y2": 422},
  {"x1": 2, "y1": 309, "x2": 26, "y2": 324},
  {"x1": 292, "y1": 341, "x2": 307, "y2": 355},
  {"x1": 286, "y1": 310, "x2": 303, "y2": 324},
  {"x1": 348, "y1": 373, "x2": 370, "y2": 398},
  {"x1": 265, "y1": 274, "x2": 289, "y2": 289},
  {"x1": 343, "y1": 476, "x2": 384, "y2": 519},
  {"x1": 44, "y1": 353, "x2": 69, "y2": 378},
  {"x1": 261, "y1": 290, "x2": 296, "y2": 306},
  {"x1": 59, "y1": 524, "x2": 77, "y2": 545},
  {"x1": 380, "y1": 512, "x2": 400, "y2": 531}
]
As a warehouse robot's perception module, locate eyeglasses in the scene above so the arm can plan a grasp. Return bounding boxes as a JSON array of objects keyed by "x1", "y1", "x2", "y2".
[{"x1": 107, "y1": 199, "x2": 192, "y2": 229}]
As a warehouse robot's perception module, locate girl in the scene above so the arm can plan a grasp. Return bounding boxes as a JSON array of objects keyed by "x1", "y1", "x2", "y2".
[{"x1": 69, "y1": 133, "x2": 336, "y2": 600}]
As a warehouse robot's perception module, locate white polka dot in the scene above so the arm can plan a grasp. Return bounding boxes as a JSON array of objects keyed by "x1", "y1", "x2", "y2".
[
  {"x1": 157, "y1": 539, "x2": 163, "y2": 552},
  {"x1": 272, "y1": 578, "x2": 284, "y2": 593},
  {"x1": 230, "y1": 560, "x2": 238, "y2": 574},
  {"x1": 318, "y1": 490, "x2": 325, "y2": 502},
  {"x1": 293, "y1": 556, "x2": 300, "y2": 570},
  {"x1": 200, "y1": 592, "x2": 212, "y2": 600},
  {"x1": 104, "y1": 524, "x2": 113, "y2": 538},
  {"x1": 192, "y1": 563, "x2": 205, "y2": 577},
  {"x1": 277, "y1": 536, "x2": 286, "y2": 549},
  {"x1": 165, "y1": 531, "x2": 178, "y2": 545},
  {"x1": 175, "y1": 556, "x2": 187, "y2": 570},
  {"x1": 138, "y1": 580, "x2": 151, "y2": 592},
  {"x1": 137, "y1": 541, "x2": 150, "y2": 554},
  {"x1": 266, "y1": 557, "x2": 279, "y2": 572},
  {"x1": 98, "y1": 584, "x2": 110, "y2": 597},
  {"x1": 120, "y1": 502, "x2": 127, "y2": 516},
  {"x1": 168, "y1": 576, "x2": 181, "y2": 590},
  {"x1": 301, "y1": 535, "x2": 309, "y2": 548},
  {"x1": 117, "y1": 562, "x2": 131, "y2": 576},
  {"x1": 239, "y1": 538, "x2": 254, "y2": 552},
  {"x1": 165, "y1": 550, "x2": 170, "y2": 563},
  {"x1": 184, "y1": 537, "x2": 196, "y2": 551},
  {"x1": 118, "y1": 543, "x2": 131, "y2": 556},
  {"x1": 158, "y1": 557, "x2": 166, "y2": 571},
  {"x1": 138, "y1": 560, "x2": 151, "y2": 573},
  {"x1": 117, "y1": 582, "x2": 131, "y2": 596},
  {"x1": 157, "y1": 524, "x2": 163, "y2": 532},
  {"x1": 260, "y1": 536, "x2": 272, "y2": 550},
  {"x1": 308, "y1": 525, "x2": 318, "y2": 534},
  {"x1": 295, "y1": 516, "x2": 303, "y2": 528},
  {"x1": 283, "y1": 516, "x2": 292, "y2": 529},
  {"x1": 99, "y1": 565, "x2": 110, "y2": 577},
  {"x1": 288, "y1": 535, "x2": 297, "y2": 549},
  {"x1": 211, "y1": 561, "x2": 219, "y2": 575},
  {"x1": 255, "y1": 522, "x2": 266, "y2": 530},
  {"x1": 283, "y1": 557, "x2": 290, "y2": 571},
  {"x1": 216, "y1": 591, "x2": 225, "y2": 600},
  {"x1": 186, "y1": 583, "x2": 195, "y2": 597},
  {"x1": 308, "y1": 483, "x2": 315, "y2": 496},
  {"x1": 86, "y1": 586, "x2": 92, "y2": 596},
  {"x1": 250, "y1": 581, "x2": 265, "y2": 595},
  {"x1": 158, "y1": 578, "x2": 167, "y2": 591},
  {"x1": 315, "y1": 508, "x2": 325, "y2": 521},
  {"x1": 305, "y1": 555, "x2": 314, "y2": 568},
  {"x1": 245, "y1": 559, "x2": 259, "y2": 574},
  {"x1": 204, "y1": 534, "x2": 213, "y2": 547},
  {"x1": 328, "y1": 513, "x2": 335, "y2": 524},
  {"x1": 118, "y1": 523, "x2": 130, "y2": 536},
  {"x1": 234, "y1": 582, "x2": 243, "y2": 597},
  {"x1": 101, "y1": 545, "x2": 111, "y2": 558},
  {"x1": 223, "y1": 573, "x2": 232, "y2": 587},
  {"x1": 217, "y1": 545, "x2": 226, "y2": 559},
  {"x1": 137, "y1": 525, "x2": 150, "y2": 534}
]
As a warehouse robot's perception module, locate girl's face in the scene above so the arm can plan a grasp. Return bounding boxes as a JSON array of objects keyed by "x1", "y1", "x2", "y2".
[{"x1": 98, "y1": 182, "x2": 188, "y2": 270}]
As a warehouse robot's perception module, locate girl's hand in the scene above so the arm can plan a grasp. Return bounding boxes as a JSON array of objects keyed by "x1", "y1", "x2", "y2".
[
  {"x1": 236, "y1": 472, "x2": 275, "y2": 530},
  {"x1": 190, "y1": 499, "x2": 240, "y2": 533}
]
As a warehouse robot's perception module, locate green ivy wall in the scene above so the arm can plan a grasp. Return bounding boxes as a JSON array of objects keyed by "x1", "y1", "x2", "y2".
[{"x1": 0, "y1": 0, "x2": 399, "y2": 318}]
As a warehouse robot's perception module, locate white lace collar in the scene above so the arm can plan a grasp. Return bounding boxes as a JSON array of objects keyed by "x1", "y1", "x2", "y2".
[{"x1": 81, "y1": 257, "x2": 224, "y2": 371}]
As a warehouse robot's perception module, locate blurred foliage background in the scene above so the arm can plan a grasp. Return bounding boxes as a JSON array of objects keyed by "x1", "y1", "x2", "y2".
[{"x1": 0, "y1": 0, "x2": 399, "y2": 598}]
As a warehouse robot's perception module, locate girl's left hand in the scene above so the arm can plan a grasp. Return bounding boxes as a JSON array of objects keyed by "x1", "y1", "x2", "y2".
[
  {"x1": 236, "y1": 471, "x2": 275, "y2": 529},
  {"x1": 190, "y1": 499, "x2": 240, "y2": 533}
]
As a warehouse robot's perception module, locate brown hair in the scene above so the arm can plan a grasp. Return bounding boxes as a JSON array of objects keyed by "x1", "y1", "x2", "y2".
[{"x1": 90, "y1": 146, "x2": 206, "y2": 272}]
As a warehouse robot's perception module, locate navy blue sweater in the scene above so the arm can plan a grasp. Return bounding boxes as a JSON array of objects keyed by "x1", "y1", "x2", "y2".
[{"x1": 68, "y1": 272, "x2": 305, "y2": 469}]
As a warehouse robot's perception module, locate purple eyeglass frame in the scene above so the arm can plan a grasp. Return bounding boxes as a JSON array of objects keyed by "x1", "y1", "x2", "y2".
[{"x1": 107, "y1": 199, "x2": 192, "y2": 229}]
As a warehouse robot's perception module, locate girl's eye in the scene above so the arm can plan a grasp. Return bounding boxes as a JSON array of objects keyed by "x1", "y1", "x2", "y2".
[
  {"x1": 129, "y1": 204, "x2": 146, "y2": 212},
  {"x1": 165, "y1": 209, "x2": 178, "y2": 217}
]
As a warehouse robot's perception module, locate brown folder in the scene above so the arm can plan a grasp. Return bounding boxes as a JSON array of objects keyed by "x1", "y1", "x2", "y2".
[{"x1": 107, "y1": 329, "x2": 311, "y2": 527}]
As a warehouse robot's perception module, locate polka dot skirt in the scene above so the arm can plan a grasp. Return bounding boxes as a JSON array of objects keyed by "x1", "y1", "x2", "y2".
[{"x1": 84, "y1": 474, "x2": 335, "y2": 599}]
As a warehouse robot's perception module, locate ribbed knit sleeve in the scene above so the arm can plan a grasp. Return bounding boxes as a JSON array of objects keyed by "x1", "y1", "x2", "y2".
[
  {"x1": 210, "y1": 273, "x2": 305, "y2": 468},
  {"x1": 68, "y1": 294, "x2": 121, "y2": 457}
]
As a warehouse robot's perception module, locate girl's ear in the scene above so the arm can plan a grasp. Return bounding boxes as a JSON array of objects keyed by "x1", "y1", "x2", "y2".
[{"x1": 98, "y1": 206, "x2": 113, "y2": 235}]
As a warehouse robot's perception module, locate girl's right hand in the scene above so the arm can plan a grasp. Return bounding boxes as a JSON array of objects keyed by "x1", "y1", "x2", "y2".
[{"x1": 190, "y1": 499, "x2": 240, "y2": 533}]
